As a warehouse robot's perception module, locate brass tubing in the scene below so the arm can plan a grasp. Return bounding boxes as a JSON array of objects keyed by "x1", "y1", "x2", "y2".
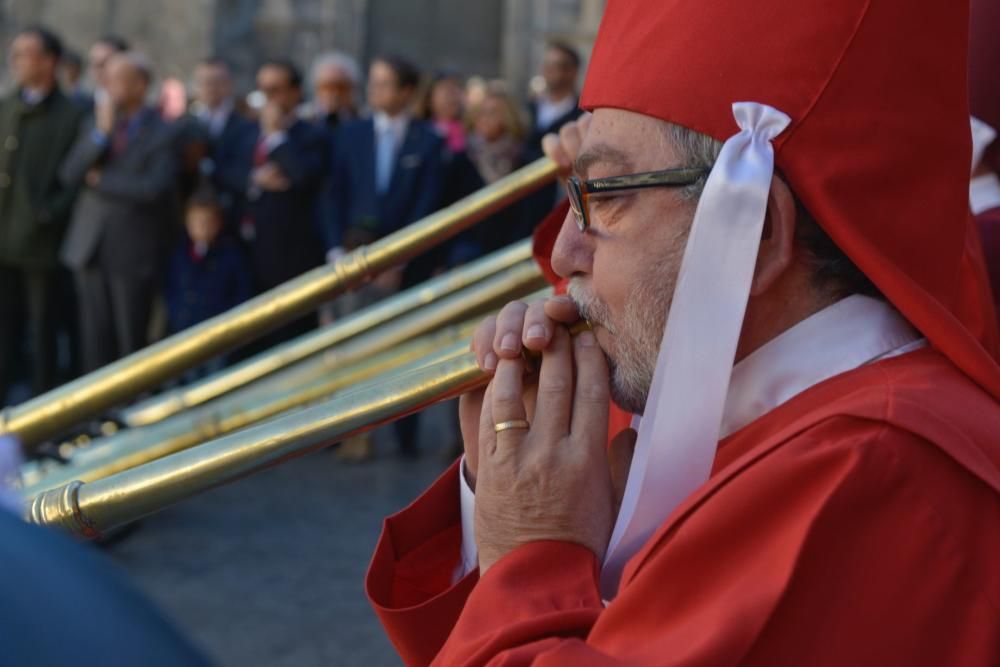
[
  {"x1": 19, "y1": 266, "x2": 547, "y2": 495},
  {"x1": 217, "y1": 262, "x2": 544, "y2": 403},
  {"x1": 27, "y1": 318, "x2": 588, "y2": 537},
  {"x1": 2, "y1": 157, "x2": 558, "y2": 447},
  {"x1": 20, "y1": 323, "x2": 477, "y2": 497},
  {"x1": 28, "y1": 343, "x2": 486, "y2": 537},
  {"x1": 120, "y1": 240, "x2": 534, "y2": 428}
]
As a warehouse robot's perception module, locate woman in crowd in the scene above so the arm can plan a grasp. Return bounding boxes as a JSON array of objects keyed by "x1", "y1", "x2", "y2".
[
  {"x1": 466, "y1": 84, "x2": 526, "y2": 185},
  {"x1": 420, "y1": 71, "x2": 467, "y2": 154}
]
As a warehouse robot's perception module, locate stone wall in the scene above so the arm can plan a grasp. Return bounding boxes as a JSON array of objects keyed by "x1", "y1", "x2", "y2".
[{"x1": 0, "y1": 0, "x2": 604, "y2": 102}]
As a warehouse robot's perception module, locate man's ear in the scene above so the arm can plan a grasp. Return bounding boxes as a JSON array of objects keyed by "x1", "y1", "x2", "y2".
[{"x1": 750, "y1": 175, "x2": 797, "y2": 296}]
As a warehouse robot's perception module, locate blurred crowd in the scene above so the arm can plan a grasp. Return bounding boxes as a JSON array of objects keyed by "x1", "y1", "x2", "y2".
[{"x1": 0, "y1": 26, "x2": 588, "y2": 450}]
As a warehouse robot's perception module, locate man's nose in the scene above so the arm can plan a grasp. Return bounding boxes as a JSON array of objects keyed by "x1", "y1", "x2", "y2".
[{"x1": 550, "y1": 209, "x2": 593, "y2": 280}]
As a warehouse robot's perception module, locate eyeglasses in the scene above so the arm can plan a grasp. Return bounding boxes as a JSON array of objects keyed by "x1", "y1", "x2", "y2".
[{"x1": 565, "y1": 167, "x2": 710, "y2": 231}]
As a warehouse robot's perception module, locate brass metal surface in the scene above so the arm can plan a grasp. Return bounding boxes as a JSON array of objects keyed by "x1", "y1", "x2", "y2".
[
  {"x1": 27, "y1": 343, "x2": 486, "y2": 537},
  {"x1": 1, "y1": 158, "x2": 558, "y2": 447},
  {"x1": 20, "y1": 264, "x2": 547, "y2": 495},
  {"x1": 120, "y1": 240, "x2": 534, "y2": 428},
  {"x1": 26, "y1": 312, "x2": 585, "y2": 537}
]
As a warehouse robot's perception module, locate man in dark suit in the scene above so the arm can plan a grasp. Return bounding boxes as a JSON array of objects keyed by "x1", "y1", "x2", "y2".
[
  {"x1": 327, "y1": 54, "x2": 444, "y2": 460},
  {"x1": 60, "y1": 52, "x2": 178, "y2": 372},
  {"x1": 235, "y1": 59, "x2": 328, "y2": 344},
  {"x1": 519, "y1": 40, "x2": 586, "y2": 234},
  {"x1": 190, "y1": 56, "x2": 254, "y2": 232},
  {"x1": 328, "y1": 55, "x2": 443, "y2": 251},
  {"x1": 0, "y1": 27, "x2": 86, "y2": 402}
]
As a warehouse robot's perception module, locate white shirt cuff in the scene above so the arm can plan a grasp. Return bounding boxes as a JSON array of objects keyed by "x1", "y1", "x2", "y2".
[{"x1": 452, "y1": 454, "x2": 478, "y2": 583}]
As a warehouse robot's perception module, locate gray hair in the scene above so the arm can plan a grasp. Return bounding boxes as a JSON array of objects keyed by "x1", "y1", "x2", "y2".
[
  {"x1": 115, "y1": 50, "x2": 154, "y2": 84},
  {"x1": 310, "y1": 51, "x2": 361, "y2": 87},
  {"x1": 663, "y1": 121, "x2": 880, "y2": 300},
  {"x1": 667, "y1": 123, "x2": 723, "y2": 200}
]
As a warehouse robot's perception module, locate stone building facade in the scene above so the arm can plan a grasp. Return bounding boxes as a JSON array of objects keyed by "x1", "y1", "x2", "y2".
[{"x1": 0, "y1": 0, "x2": 604, "y2": 103}]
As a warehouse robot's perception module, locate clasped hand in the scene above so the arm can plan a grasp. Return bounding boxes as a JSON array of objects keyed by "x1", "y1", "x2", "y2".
[{"x1": 459, "y1": 297, "x2": 636, "y2": 574}]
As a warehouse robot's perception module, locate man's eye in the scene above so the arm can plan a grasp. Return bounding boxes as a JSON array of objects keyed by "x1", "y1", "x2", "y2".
[{"x1": 590, "y1": 194, "x2": 626, "y2": 209}]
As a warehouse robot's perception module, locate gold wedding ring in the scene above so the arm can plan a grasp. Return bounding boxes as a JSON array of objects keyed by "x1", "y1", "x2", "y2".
[{"x1": 494, "y1": 419, "x2": 530, "y2": 433}]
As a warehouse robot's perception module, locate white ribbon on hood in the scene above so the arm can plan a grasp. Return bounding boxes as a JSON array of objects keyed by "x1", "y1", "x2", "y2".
[{"x1": 601, "y1": 102, "x2": 791, "y2": 599}]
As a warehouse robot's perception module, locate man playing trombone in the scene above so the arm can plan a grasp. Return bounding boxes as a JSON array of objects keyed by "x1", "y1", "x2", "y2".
[{"x1": 367, "y1": 0, "x2": 1000, "y2": 664}]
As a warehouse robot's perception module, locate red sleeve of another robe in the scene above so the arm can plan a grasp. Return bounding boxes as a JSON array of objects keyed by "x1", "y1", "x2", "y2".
[{"x1": 431, "y1": 414, "x2": 1000, "y2": 666}]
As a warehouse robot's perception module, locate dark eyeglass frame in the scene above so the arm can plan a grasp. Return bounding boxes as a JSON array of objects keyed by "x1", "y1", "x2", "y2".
[{"x1": 566, "y1": 167, "x2": 710, "y2": 231}]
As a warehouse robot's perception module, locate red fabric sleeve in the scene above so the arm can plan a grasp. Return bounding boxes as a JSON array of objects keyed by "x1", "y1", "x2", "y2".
[
  {"x1": 423, "y1": 418, "x2": 1000, "y2": 666},
  {"x1": 366, "y1": 461, "x2": 480, "y2": 666}
]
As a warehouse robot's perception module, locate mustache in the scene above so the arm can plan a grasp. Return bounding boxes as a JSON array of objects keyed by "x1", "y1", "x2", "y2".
[{"x1": 567, "y1": 279, "x2": 618, "y2": 335}]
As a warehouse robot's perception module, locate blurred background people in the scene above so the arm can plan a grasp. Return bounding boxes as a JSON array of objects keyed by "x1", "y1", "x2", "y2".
[
  {"x1": 328, "y1": 54, "x2": 442, "y2": 256},
  {"x1": 190, "y1": 56, "x2": 254, "y2": 233},
  {"x1": 86, "y1": 34, "x2": 130, "y2": 105},
  {"x1": 465, "y1": 84, "x2": 528, "y2": 254},
  {"x1": 327, "y1": 54, "x2": 444, "y2": 460},
  {"x1": 306, "y1": 51, "x2": 361, "y2": 131},
  {"x1": 0, "y1": 26, "x2": 86, "y2": 403},
  {"x1": 421, "y1": 70, "x2": 466, "y2": 154},
  {"x1": 166, "y1": 185, "x2": 252, "y2": 336},
  {"x1": 467, "y1": 85, "x2": 525, "y2": 185},
  {"x1": 307, "y1": 51, "x2": 361, "y2": 254},
  {"x1": 165, "y1": 185, "x2": 251, "y2": 378},
  {"x1": 59, "y1": 51, "x2": 178, "y2": 371},
  {"x1": 526, "y1": 40, "x2": 582, "y2": 152},
  {"x1": 58, "y1": 48, "x2": 89, "y2": 108},
  {"x1": 520, "y1": 40, "x2": 584, "y2": 227},
  {"x1": 237, "y1": 59, "x2": 328, "y2": 343},
  {"x1": 417, "y1": 71, "x2": 485, "y2": 267}
]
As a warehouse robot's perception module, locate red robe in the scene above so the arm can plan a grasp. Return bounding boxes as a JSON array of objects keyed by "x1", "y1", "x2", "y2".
[{"x1": 366, "y1": 347, "x2": 1000, "y2": 665}]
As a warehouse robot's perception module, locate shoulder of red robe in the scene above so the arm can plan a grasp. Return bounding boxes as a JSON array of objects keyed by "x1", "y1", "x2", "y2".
[{"x1": 581, "y1": 0, "x2": 1000, "y2": 401}]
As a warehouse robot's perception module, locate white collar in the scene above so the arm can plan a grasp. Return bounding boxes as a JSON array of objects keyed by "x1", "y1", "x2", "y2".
[
  {"x1": 719, "y1": 295, "x2": 924, "y2": 438},
  {"x1": 630, "y1": 295, "x2": 925, "y2": 438},
  {"x1": 373, "y1": 111, "x2": 409, "y2": 138},
  {"x1": 539, "y1": 93, "x2": 576, "y2": 110},
  {"x1": 970, "y1": 172, "x2": 1000, "y2": 215}
]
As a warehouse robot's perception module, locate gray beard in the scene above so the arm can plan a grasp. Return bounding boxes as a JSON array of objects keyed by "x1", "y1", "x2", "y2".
[{"x1": 568, "y1": 276, "x2": 671, "y2": 415}]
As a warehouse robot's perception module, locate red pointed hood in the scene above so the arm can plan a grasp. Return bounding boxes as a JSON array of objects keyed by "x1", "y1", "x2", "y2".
[{"x1": 580, "y1": 0, "x2": 1000, "y2": 400}]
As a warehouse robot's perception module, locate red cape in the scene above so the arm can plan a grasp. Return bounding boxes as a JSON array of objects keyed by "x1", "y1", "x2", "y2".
[{"x1": 367, "y1": 347, "x2": 1000, "y2": 666}]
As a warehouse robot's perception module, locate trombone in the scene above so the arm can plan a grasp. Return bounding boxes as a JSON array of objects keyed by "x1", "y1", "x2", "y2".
[
  {"x1": 29, "y1": 315, "x2": 589, "y2": 538},
  {"x1": 20, "y1": 263, "x2": 547, "y2": 496}
]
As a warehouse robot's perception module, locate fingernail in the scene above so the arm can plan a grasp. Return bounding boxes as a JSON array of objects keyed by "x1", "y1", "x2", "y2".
[
  {"x1": 525, "y1": 324, "x2": 547, "y2": 341},
  {"x1": 484, "y1": 352, "x2": 498, "y2": 370},
  {"x1": 549, "y1": 295, "x2": 571, "y2": 304},
  {"x1": 578, "y1": 331, "x2": 596, "y2": 347},
  {"x1": 500, "y1": 333, "x2": 519, "y2": 352}
]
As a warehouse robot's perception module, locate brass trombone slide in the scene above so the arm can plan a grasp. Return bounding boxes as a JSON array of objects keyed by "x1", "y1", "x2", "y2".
[
  {"x1": 1, "y1": 158, "x2": 558, "y2": 448},
  {"x1": 27, "y1": 311, "x2": 585, "y2": 539},
  {"x1": 28, "y1": 341, "x2": 490, "y2": 538},
  {"x1": 20, "y1": 264, "x2": 546, "y2": 495},
  {"x1": 119, "y1": 239, "x2": 535, "y2": 429}
]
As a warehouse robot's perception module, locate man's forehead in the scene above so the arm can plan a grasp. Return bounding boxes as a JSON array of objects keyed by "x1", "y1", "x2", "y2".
[{"x1": 575, "y1": 108, "x2": 671, "y2": 176}]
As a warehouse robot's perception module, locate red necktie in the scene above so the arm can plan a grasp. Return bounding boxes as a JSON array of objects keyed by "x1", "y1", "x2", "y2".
[{"x1": 111, "y1": 119, "x2": 129, "y2": 157}]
